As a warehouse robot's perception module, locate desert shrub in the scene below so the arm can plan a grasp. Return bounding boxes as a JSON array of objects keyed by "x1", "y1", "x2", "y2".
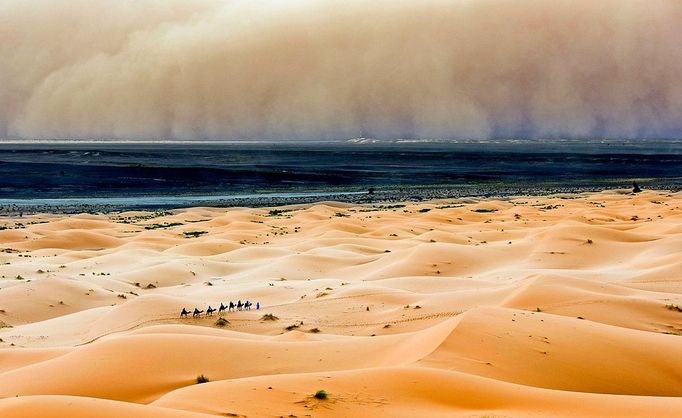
[
  {"x1": 183, "y1": 231, "x2": 207, "y2": 238},
  {"x1": 665, "y1": 304, "x2": 682, "y2": 313},
  {"x1": 145, "y1": 222, "x2": 183, "y2": 230},
  {"x1": 418, "y1": 208, "x2": 431, "y2": 213},
  {"x1": 284, "y1": 324, "x2": 300, "y2": 331},
  {"x1": 267, "y1": 209, "x2": 292, "y2": 217},
  {"x1": 309, "y1": 328, "x2": 321, "y2": 333},
  {"x1": 215, "y1": 317, "x2": 229, "y2": 327},
  {"x1": 196, "y1": 374, "x2": 209, "y2": 384},
  {"x1": 314, "y1": 390, "x2": 328, "y2": 400},
  {"x1": 261, "y1": 313, "x2": 279, "y2": 321},
  {"x1": 473, "y1": 208, "x2": 497, "y2": 213}
]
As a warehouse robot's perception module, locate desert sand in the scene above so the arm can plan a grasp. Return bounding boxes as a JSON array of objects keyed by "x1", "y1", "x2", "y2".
[{"x1": 0, "y1": 190, "x2": 681, "y2": 417}]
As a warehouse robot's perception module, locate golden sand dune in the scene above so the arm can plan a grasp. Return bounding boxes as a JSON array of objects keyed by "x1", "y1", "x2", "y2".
[
  {"x1": 0, "y1": 190, "x2": 681, "y2": 416},
  {"x1": 150, "y1": 367, "x2": 682, "y2": 418}
]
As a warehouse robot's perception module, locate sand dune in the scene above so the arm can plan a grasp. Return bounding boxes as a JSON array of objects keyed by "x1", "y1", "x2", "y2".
[
  {"x1": 0, "y1": 190, "x2": 681, "y2": 416},
  {"x1": 419, "y1": 306, "x2": 682, "y2": 396},
  {"x1": 151, "y1": 367, "x2": 682, "y2": 418}
]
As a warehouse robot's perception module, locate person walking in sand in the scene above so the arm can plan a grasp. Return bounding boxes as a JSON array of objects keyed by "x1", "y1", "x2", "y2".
[{"x1": 256, "y1": 302, "x2": 260, "y2": 310}]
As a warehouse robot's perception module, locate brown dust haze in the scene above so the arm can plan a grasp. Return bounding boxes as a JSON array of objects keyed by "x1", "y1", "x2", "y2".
[{"x1": 1, "y1": 0, "x2": 682, "y2": 140}]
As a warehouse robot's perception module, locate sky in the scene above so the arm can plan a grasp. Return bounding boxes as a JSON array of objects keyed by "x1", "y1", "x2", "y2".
[{"x1": 1, "y1": 0, "x2": 682, "y2": 141}]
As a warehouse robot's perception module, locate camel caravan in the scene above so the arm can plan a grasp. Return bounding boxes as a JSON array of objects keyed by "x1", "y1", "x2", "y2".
[{"x1": 180, "y1": 300, "x2": 260, "y2": 318}]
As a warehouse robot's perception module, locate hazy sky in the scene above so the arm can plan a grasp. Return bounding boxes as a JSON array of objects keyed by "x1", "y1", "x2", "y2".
[{"x1": 1, "y1": 0, "x2": 681, "y2": 141}]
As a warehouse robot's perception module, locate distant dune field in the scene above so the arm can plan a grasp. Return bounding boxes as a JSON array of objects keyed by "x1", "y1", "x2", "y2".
[{"x1": 0, "y1": 190, "x2": 681, "y2": 417}]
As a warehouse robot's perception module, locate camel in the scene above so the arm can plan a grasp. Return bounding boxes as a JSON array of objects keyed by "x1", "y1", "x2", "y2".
[
  {"x1": 193, "y1": 308, "x2": 204, "y2": 318},
  {"x1": 244, "y1": 301, "x2": 252, "y2": 310},
  {"x1": 229, "y1": 301, "x2": 235, "y2": 311},
  {"x1": 237, "y1": 300, "x2": 243, "y2": 311},
  {"x1": 206, "y1": 306, "x2": 216, "y2": 316},
  {"x1": 180, "y1": 308, "x2": 190, "y2": 318},
  {"x1": 219, "y1": 303, "x2": 227, "y2": 314}
]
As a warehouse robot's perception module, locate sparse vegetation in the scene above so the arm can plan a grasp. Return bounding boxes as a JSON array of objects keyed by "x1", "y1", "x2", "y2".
[
  {"x1": 261, "y1": 313, "x2": 279, "y2": 321},
  {"x1": 15, "y1": 275, "x2": 25, "y2": 280},
  {"x1": 284, "y1": 323, "x2": 300, "y2": 331},
  {"x1": 183, "y1": 231, "x2": 207, "y2": 238},
  {"x1": 267, "y1": 209, "x2": 293, "y2": 217},
  {"x1": 536, "y1": 307, "x2": 542, "y2": 312},
  {"x1": 586, "y1": 239, "x2": 593, "y2": 244},
  {"x1": 215, "y1": 317, "x2": 229, "y2": 327},
  {"x1": 0, "y1": 224, "x2": 25, "y2": 230},
  {"x1": 334, "y1": 212, "x2": 349, "y2": 218},
  {"x1": 314, "y1": 390, "x2": 328, "y2": 400},
  {"x1": 418, "y1": 208, "x2": 431, "y2": 213},
  {"x1": 473, "y1": 208, "x2": 498, "y2": 213},
  {"x1": 114, "y1": 212, "x2": 172, "y2": 224},
  {"x1": 665, "y1": 304, "x2": 682, "y2": 313},
  {"x1": 144, "y1": 222, "x2": 184, "y2": 230},
  {"x1": 196, "y1": 374, "x2": 210, "y2": 384},
  {"x1": 309, "y1": 328, "x2": 320, "y2": 333},
  {"x1": 359, "y1": 204, "x2": 405, "y2": 212}
]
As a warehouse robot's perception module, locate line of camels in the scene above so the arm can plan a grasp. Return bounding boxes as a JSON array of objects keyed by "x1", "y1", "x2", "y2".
[{"x1": 180, "y1": 300, "x2": 258, "y2": 318}]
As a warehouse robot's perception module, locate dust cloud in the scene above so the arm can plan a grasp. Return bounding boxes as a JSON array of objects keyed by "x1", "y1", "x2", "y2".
[{"x1": 1, "y1": 0, "x2": 681, "y2": 140}]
